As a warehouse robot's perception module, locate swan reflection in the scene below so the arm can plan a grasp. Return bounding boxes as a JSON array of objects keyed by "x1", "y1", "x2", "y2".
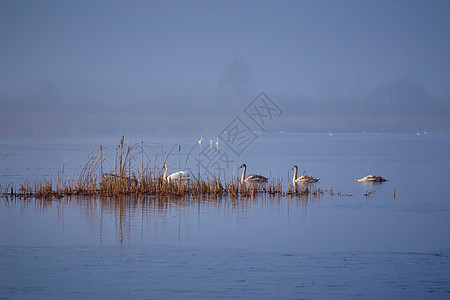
[{"x1": 2, "y1": 192, "x2": 322, "y2": 244}]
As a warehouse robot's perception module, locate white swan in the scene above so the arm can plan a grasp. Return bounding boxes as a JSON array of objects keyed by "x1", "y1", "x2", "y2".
[
  {"x1": 239, "y1": 164, "x2": 268, "y2": 184},
  {"x1": 355, "y1": 175, "x2": 387, "y2": 182},
  {"x1": 292, "y1": 165, "x2": 319, "y2": 185},
  {"x1": 162, "y1": 164, "x2": 190, "y2": 182},
  {"x1": 239, "y1": 164, "x2": 268, "y2": 183}
]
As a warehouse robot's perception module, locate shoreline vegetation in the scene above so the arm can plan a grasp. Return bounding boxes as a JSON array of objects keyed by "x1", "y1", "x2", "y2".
[{"x1": 0, "y1": 136, "x2": 325, "y2": 200}]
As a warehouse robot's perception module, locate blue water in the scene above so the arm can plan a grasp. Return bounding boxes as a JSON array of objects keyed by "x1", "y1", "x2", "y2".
[{"x1": 1, "y1": 132, "x2": 449, "y2": 298}]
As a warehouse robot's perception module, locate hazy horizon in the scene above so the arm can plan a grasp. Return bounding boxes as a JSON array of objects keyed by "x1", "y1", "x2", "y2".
[{"x1": 1, "y1": 0, "x2": 449, "y2": 138}]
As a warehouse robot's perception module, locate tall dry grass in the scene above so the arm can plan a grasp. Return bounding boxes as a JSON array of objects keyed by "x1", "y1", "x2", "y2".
[{"x1": 0, "y1": 136, "x2": 325, "y2": 200}]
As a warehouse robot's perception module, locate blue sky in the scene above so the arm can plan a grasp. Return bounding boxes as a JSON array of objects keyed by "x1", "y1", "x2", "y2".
[{"x1": 0, "y1": 0, "x2": 449, "y2": 136}]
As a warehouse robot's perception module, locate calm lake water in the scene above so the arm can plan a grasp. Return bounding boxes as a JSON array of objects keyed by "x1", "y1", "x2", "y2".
[{"x1": 1, "y1": 132, "x2": 449, "y2": 299}]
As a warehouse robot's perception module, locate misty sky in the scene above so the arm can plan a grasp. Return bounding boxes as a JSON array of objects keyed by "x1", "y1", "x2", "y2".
[{"x1": 1, "y1": 0, "x2": 449, "y2": 136}]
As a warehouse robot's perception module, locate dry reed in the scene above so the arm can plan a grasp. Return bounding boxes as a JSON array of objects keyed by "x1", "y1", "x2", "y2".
[{"x1": 0, "y1": 136, "x2": 333, "y2": 201}]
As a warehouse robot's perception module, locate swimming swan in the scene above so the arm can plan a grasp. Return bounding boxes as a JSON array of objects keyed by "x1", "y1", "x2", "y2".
[
  {"x1": 162, "y1": 164, "x2": 190, "y2": 182},
  {"x1": 355, "y1": 175, "x2": 387, "y2": 182},
  {"x1": 292, "y1": 165, "x2": 320, "y2": 185},
  {"x1": 239, "y1": 164, "x2": 268, "y2": 184}
]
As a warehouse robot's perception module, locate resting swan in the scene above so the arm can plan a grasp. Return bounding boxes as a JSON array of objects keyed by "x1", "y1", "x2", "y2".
[
  {"x1": 239, "y1": 164, "x2": 268, "y2": 184},
  {"x1": 292, "y1": 165, "x2": 319, "y2": 185},
  {"x1": 162, "y1": 164, "x2": 190, "y2": 182},
  {"x1": 355, "y1": 175, "x2": 387, "y2": 182}
]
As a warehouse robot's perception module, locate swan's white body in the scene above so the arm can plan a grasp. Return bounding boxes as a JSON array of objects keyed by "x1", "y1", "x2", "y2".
[
  {"x1": 292, "y1": 165, "x2": 319, "y2": 185},
  {"x1": 162, "y1": 164, "x2": 190, "y2": 182},
  {"x1": 355, "y1": 175, "x2": 387, "y2": 182},
  {"x1": 239, "y1": 164, "x2": 268, "y2": 184}
]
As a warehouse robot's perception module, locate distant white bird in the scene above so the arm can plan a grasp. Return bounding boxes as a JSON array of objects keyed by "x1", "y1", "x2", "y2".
[
  {"x1": 239, "y1": 164, "x2": 268, "y2": 184},
  {"x1": 328, "y1": 130, "x2": 334, "y2": 136},
  {"x1": 198, "y1": 135, "x2": 203, "y2": 145},
  {"x1": 162, "y1": 164, "x2": 190, "y2": 182},
  {"x1": 292, "y1": 165, "x2": 319, "y2": 185},
  {"x1": 355, "y1": 175, "x2": 388, "y2": 182},
  {"x1": 209, "y1": 138, "x2": 219, "y2": 149},
  {"x1": 416, "y1": 131, "x2": 421, "y2": 136}
]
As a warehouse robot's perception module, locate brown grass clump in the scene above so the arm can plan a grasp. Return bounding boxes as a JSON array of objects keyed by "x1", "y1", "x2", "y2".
[{"x1": 0, "y1": 136, "x2": 334, "y2": 201}]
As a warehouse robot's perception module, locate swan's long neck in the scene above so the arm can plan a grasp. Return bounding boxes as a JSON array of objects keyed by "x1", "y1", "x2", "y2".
[
  {"x1": 241, "y1": 166, "x2": 246, "y2": 183},
  {"x1": 293, "y1": 167, "x2": 298, "y2": 185},
  {"x1": 163, "y1": 166, "x2": 168, "y2": 180}
]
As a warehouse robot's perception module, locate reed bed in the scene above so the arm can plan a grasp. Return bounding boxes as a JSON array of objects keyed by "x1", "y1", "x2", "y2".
[{"x1": 0, "y1": 136, "x2": 326, "y2": 201}]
